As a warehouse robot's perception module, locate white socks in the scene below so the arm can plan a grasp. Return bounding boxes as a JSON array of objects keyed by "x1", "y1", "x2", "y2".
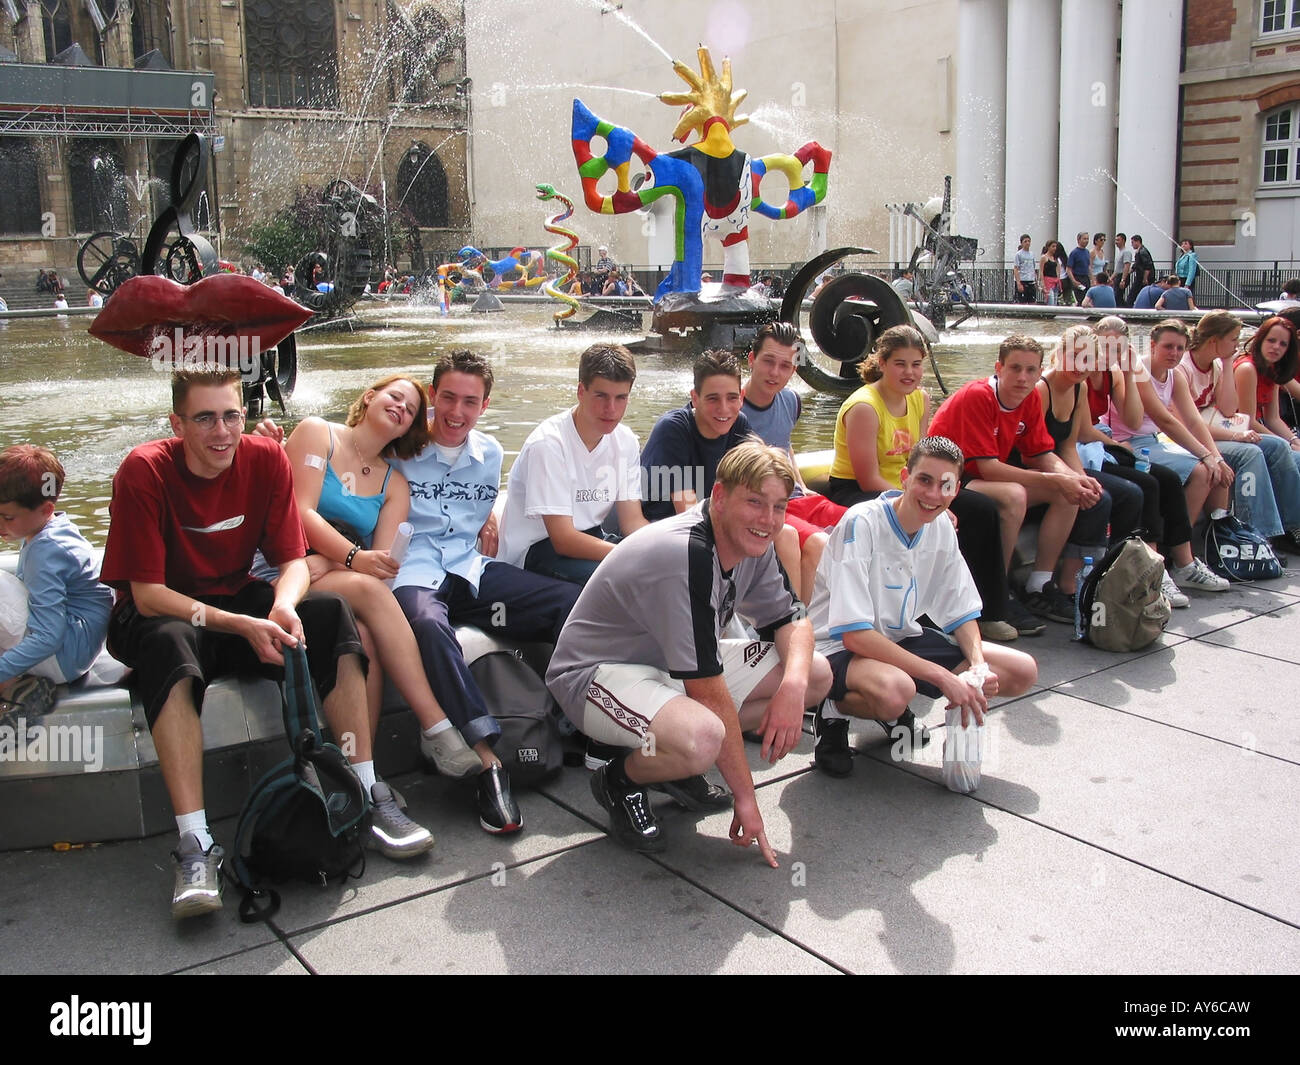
[
  {"x1": 422, "y1": 719, "x2": 453, "y2": 737},
  {"x1": 176, "y1": 810, "x2": 213, "y2": 851},
  {"x1": 352, "y1": 759, "x2": 377, "y2": 792},
  {"x1": 820, "y1": 698, "x2": 850, "y2": 721},
  {"x1": 1025, "y1": 570, "x2": 1053, "y2": 594}
]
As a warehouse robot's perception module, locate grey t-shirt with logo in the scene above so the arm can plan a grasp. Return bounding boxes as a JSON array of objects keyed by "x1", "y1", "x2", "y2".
[{"x1": 545, "y1": 501, "x2": 799, "y2": 717}]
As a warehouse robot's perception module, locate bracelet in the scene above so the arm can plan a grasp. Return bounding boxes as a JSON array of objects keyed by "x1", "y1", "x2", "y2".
[{"x1": 344, "y1": 546, "x2": 359, "y2": 569}]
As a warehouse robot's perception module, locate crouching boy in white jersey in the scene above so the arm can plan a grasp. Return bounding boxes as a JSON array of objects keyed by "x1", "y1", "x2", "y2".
[{"x1": 807, "y1": 436, "x2": 1037, "y2": 777}]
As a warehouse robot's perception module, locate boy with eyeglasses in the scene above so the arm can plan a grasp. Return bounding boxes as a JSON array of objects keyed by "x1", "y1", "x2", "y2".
[{"x1": 101, "y1": 368, "x2": 386, "y2": 919}]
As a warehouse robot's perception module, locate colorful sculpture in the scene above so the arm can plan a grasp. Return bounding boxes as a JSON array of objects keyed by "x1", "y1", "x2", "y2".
[
  {"x1": 457, "y1": 245, "x2": 546, "y2": 290},
  {"x1": 535, "y1": 183, "x2": 581, "y2": 321},
  {"x1": 571, "y1": 46, "x2": 831, "y2": 298}
]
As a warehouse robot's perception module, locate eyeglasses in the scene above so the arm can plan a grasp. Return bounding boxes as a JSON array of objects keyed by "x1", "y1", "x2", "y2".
[{"x1": 180, "y1": 411, "x2": 245, "y2": 430}]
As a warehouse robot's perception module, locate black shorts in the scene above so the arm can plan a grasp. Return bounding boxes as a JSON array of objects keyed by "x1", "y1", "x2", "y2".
[
  {"x1": 107, "y1": 581, "x2": 365, "y2": 729},
  {"x1": 826, "y1": 628, "x2": 965, "y2": 702}
]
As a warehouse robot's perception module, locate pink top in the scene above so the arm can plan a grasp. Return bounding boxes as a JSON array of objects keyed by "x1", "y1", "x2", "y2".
[{"x1": 1109, "y1": 359, "x2": 1172, "y2": 441}]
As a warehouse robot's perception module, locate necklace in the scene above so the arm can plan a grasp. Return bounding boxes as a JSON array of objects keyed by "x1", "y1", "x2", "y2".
[{"x1": 350, "y1": 428, "x2": 376, "y2": 477}]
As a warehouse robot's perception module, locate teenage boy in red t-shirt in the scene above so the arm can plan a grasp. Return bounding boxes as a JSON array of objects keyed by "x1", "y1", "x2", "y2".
[
  {"x1": 928, "y1": 335, "x2": 1101, "y2": 622},
  {"x1": 101, "y1": 369, "x2": 430, "y2": 920}
]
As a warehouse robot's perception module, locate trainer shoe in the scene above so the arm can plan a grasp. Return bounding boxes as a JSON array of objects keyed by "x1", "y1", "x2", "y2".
[
  {"x1": 420, "y1": 726, "x2": 481, "y2": 779},
  {"x1": 1171, "y1": 557, "x2": 1229, "y2": 593},
  {"x1": 590, "y1": 764, "x2": 664, "y2": 852},
  {"x1": 584, "y1": 739, "x2": 622, "y2": 771},
  {"x1": 171, "y1": 833, "x2": 224, "y2": 919},
  {"x1": 978, "y1": 618, "x2": 1018, "y2": 642},
  {"x1": 813, "y1": 703, "x2": 853, "y2": 777},
  {"x1": 368, "y1": 782, "x2": 435, "y2": 859},
  {"x1": 1159, "y1": 569, "x2": 1190, "y2": 609},
  {"x1": 477, "y1": 763, "x2": 523, "y2": 834},
  {"x1": 1022, "y1": 581, "x2": 1075, "y2": 624},
  {"x1": 877, "y1": 707, "x2": 931, "y2": 751},
  {"x1": 1004, "y1": 594, "x2": 1047, "y2": 636},
  {"x1": 0, "y1": 674, "x2": 57, "y2": 730},
  {"x1": 650, "y1": 775, "x2": 733, "y2": 811}
]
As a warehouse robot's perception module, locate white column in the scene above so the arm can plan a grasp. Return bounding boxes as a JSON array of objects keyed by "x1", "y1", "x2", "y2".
[
  {"x1": 954, "y1": 0, "x2": 1008, "y2": 259},
  {"x1": 1116, "y1": 0, "x2": 1182, "y2": 264},
  {"x1": 1003, "y1": 0, "x2": 1060, "y2": 259},
  {"x1": 1057, "y1": 0, "x2": 1119, "y2": 248}
]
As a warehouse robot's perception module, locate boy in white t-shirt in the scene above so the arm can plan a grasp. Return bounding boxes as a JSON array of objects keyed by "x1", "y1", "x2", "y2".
[
  {"x1": 499, "y1": 343, "x2": 647, "y2": 584},
  {"x1": 807, "y1": 436, "x2": 1038, "y2": 777}
]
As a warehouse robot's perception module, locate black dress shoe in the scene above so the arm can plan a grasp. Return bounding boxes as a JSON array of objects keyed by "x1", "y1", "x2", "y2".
[{"x1": 477, "y1": 763, "x2": 523, "y2": 834}]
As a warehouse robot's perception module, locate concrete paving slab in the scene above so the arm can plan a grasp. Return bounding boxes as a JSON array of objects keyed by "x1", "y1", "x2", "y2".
[
  {"x1": 870, "y1": 689, "x2": 1300, "y2": 925},
  {"x1": 266, "y1": 769, "x2": 604, "y2": 935},
  {"x1": 643, "y1": 768, "x2": 1298, "y2": 973},
  {"x1": 1059, "y1": 639, "x2": 1300, "y2": 761},
  {"x1": 0, "y1": 824, "x2": 277, "y2": 974},
  {"x1": 288, "y1": 842, "x2": 838, "y2": 974},
  {"x1": 1197, "y1": 601, "x2": 1300, "y2": 665},
  {"x1": 172, "y1": 942, "x2": 310, "y2": 975},
  {"x1": 1163, "y1": 582, "x2": 1300, "y2": 638},
  {"x1": 1007, "y1": 619, "x2": 1186, "y2": 691}
]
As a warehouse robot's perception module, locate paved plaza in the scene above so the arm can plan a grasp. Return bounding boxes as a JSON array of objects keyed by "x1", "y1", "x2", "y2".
[{"x1": 2, "y1": 568, "x2": 1297, "y2": 976}]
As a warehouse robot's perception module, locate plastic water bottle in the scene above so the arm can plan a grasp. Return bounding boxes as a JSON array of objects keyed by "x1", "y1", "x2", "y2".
[
  {"x1": 942, "y1": 664, "x2": 989, "y2": 794},
  {"x1": 1135, "y1": 447, "x2": 1151, "y2": 473},
  {"x1": 1073, "y1": 556, "x2": 1094, "y2": 641}
]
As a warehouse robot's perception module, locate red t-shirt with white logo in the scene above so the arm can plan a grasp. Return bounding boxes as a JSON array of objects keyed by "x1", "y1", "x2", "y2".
[
  {"x1": 928, "y1": 376, "x2": 1056, "y2": 476},
  {"x1": 101, "y1": 435, "x2": 306, "y2": 608}
]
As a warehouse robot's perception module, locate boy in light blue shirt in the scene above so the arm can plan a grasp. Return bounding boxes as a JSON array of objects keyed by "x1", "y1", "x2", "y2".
[{"x1": 0, "y1": 445, "x2": 112, "y2": 721}]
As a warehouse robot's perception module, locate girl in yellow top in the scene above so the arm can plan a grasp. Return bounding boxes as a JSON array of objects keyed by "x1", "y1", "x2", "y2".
[{"x1": 827, "y1": 324, "x2": 1042, "y2": 640}]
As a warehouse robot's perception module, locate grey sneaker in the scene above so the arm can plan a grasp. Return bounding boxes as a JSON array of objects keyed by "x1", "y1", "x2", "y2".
[
  {"x1": 368, "y1": 782, "x2": 436, "y2": 859},
  {"x1": 171, "y1": 833, "x2": 224, "y2": 919},
  {"x1": 420, "y1": 725, "x2": 481, "y2": 778}
]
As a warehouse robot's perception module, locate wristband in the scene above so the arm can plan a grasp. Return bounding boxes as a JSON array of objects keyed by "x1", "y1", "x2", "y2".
[{"x1": 344, "y1": 546, "x2": 359, "y2": 569}]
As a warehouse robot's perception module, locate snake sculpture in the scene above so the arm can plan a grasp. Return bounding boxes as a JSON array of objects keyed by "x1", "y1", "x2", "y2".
[
  {"x1": 535, "y1": 183, "x2": 581, "y2": 322},
  {"x1": 457, "y1": 245, "x2": 546, "y2": 290}
]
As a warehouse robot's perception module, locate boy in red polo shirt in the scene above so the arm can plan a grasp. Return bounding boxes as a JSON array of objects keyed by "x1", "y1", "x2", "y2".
[{"x1": 929, "y1": 335, "x2": 1102, "y2": 622}]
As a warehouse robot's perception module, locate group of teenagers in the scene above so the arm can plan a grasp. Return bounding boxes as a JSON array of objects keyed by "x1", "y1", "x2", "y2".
[{"x1": 3, "y1": 308, "x2": 1295, "y2": 919}]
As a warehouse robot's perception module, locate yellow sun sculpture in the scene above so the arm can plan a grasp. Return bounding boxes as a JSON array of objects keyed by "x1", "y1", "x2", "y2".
[{"x1": 660, "y1": 46, "x2": 749, "y2": 151}]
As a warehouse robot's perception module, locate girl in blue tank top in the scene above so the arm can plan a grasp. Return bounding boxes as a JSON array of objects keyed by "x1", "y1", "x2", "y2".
[{"x1": 284, "y1": 376, "x2": 489, "y2": 795}]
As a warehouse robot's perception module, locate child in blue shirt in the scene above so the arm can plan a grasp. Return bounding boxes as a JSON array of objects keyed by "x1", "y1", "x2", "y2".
[{"x1": 0, "y1": 446, "x2": 113, "y2": 720}]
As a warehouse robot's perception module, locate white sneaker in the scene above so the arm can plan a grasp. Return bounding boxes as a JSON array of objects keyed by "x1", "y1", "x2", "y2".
[
  {"x1": 1172, "y1": 558, "x2": 1230, "y2": 593},
  {"x1": 1159, "y1": 570, "x2": 1190, "y2": 608},
  {"x1": 420, "y1": 725, "x2": 482, "y2": 778}
]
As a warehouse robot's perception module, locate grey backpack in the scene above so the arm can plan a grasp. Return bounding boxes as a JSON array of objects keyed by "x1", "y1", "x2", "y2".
[
  {"x1": 1077, "y1": 536, "x2": 1171, "y2": 652},
  {"x1": 456, "y1": 627, "x2": 563, "y2": 788}
]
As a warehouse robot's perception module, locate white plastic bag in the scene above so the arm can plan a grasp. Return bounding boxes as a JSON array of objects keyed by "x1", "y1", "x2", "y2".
[
  {"x1": 0, "y1": 570, "x2": 30, "y2": 650},
  {"x1": 942, "y1": 664, "x2": 988, "y2": 794}
]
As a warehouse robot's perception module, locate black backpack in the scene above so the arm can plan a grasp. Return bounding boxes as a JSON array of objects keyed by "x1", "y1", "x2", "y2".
[
  {"x1": 458, "y1": 627, "x2": 563, "y2": 789},
  {"x1": 1205, "y1": 509, "x2": 1283, "y2": 582},
  {"x1": 229, "y1": 644, "x2": 371, "y2": 923}
]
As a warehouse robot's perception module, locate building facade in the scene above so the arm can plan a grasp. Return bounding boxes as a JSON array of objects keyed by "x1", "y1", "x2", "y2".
[{"x1": 0, "y1": 0, "x2": 471, "y2": 275}]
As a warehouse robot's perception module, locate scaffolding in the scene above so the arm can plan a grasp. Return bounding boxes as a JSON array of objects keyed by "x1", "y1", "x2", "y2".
[{"x1": 0, "y1": 62, "x2": 215, "y2": 140}]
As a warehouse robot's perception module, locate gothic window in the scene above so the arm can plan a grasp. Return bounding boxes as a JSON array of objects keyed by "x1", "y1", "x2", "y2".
[
  {"x1": 245, "y1": 0, "x2": 339, "y2": 109},
  {"x1": 0, "y1": 139, "x2": 42, "y2": 235},
  {"x1": 67, "y1": 140, "x2": 129, "y2": 234},
  {"x1": 40, "y1": 1, "x2": 73, "y2": 60},
  {"x1": 396, "y1": 143, "x2": 448, "y2": 228}
]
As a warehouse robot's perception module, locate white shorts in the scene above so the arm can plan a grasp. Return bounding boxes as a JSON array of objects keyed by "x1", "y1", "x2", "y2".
[{"x1": 578, "y1": 639, "x2": 781, "y2": 748}]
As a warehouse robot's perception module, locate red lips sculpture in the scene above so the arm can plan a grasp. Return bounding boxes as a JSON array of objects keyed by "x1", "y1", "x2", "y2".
[{"x1": 89, "y1": 274, "x2": 313, "y2": 361}]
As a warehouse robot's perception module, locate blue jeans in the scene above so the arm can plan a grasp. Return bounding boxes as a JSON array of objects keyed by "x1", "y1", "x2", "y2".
[{"x1": 1217, "y1": 436, "x2": 1300, "y2": 539}]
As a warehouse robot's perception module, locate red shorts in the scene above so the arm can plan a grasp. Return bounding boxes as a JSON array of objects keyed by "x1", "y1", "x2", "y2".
[{"x1": 784, "y1": 493, "x2": 847, "y2": 546}]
